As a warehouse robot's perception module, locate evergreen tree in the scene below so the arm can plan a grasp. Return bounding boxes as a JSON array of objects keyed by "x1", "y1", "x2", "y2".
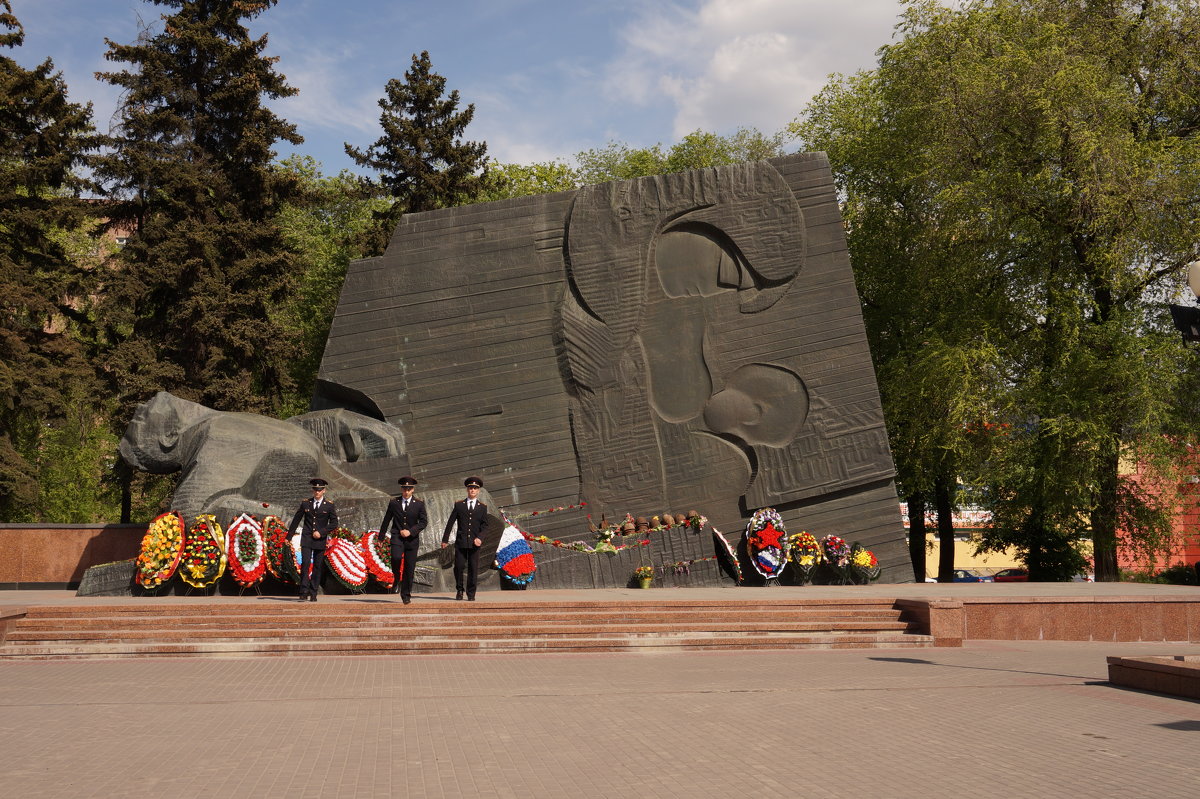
[
  {"x1": 92, "y1": 0, "x2": 303, "y2": 418},
  {"x1": 345, "y1": 50, "x2": 488, "y2": 255},
  {"x1": 0, "y1": 1, "x2": 102, "y2": 521}
]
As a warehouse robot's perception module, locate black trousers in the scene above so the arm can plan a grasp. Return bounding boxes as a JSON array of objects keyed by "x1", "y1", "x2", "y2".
[
  {"x1": 453, "y1": 546, "x2": 480, "y2": 597},
  {"x1": 300, "y1": 547, "x2": 326, "y2": 596},
  {"x1": 390, "y1": 547, "x2": 417, "y2": 599}
]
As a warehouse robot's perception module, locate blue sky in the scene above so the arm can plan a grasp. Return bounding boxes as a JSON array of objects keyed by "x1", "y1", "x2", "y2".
[{"x1": 12, "y1": 0, "x2": 910, "y2": 175}]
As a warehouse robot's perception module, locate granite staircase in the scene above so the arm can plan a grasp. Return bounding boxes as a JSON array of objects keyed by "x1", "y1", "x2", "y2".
[{"x1": 0, "y1": 598, "x2": 935, "y2": 659}]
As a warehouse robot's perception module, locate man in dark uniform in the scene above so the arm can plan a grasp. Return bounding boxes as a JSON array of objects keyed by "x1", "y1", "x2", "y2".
[
  {"x1": 288, "y1": 477, "x2": 338, "y2": 602},
  {"x1": 441, "y1": 476, "x2": 490, "y2": 601},
  {"x1": 379, "y1": 475, "x2": 427, "y2": 604}
]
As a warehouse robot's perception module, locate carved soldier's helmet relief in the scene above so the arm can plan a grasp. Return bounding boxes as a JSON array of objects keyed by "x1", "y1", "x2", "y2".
[{"x1": 561, "y1": 160, "x2": 809, "y2": 509}]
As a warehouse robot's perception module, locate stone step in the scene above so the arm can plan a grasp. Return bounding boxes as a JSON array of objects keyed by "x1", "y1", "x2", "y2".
[
  {"x1": 0, "y1": 599, "x2": 934, "y2": 659},
  {"x1": 21, "y1": 598, "x2": 900, "y2": 617},
  {"x1": 6, "y1": 620, "x2": 914, "y2": 644},
  {"x1": 0, "y1": 632, "x2": 937, "y2": 660},
  {"x1": 13, "y1": 610, "x2": 904, "y2": 631}
]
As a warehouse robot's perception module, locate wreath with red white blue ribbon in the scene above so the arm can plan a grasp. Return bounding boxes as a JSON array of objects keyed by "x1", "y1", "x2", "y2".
[{"x1": 495, "y1": 515, "x2": 537, "y2": 585}]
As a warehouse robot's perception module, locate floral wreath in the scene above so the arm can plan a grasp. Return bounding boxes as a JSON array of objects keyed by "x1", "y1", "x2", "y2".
[
  {"x1": 262, "y1": 515, "x2": 300, "y2": 584},
  {"x1": 788, "y1": 531, "x2": 822, "y2": 568},
  {"x1": 361, "y1": 530, "x2": 394, "y2": 589},
  {"x1": 712, "y1": 527, "x2": 743, "y2": 583},
  {"x1": 495, "y1": 517, "x2": 537, "y2": 585},
  {"x1": 135, "y1": 510, "x2": 185, "y2": 589},
  {"x1": 226, "y1": 513, "x2": 267, "y2": 588},
  {"x1": 325, "y1": 528, "x2": 367, "y2": 592},
  {"x1": 821, "y1": 534, "x2": 850, "y2": 567},
  {"x1": 180, "y1": 514, "x2": 226, "y2": 589},
  {"x1": 745, "y1": 507, "x2": 788, "y2": 579}
]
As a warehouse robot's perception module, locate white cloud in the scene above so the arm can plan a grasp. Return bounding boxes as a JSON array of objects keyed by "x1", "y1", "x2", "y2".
[{"x1": 608, "y1": 0, "x2": 905, "y2": 139}]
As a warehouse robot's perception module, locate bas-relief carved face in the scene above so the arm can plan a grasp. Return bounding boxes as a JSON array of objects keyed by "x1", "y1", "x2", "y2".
[
  {"x1": 647, "y1": 227, "x2": 808, "y2": 449},
  {"x1": 562, "y1": 162, "x2": 810, "y2": 512}
]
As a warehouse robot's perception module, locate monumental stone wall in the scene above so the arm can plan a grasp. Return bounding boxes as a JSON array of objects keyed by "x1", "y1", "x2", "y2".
[{"x1": 316, "y1": 153, "x2": 910, "y2": 581}]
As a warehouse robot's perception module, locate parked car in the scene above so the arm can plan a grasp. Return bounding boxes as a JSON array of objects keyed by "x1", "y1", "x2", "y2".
[
  {"x1": 993, "y1": 568, "x2": 1029, "y2": 582},
  {"x1": 952, "y1": 569, "x2": 993, "y2": 582}
]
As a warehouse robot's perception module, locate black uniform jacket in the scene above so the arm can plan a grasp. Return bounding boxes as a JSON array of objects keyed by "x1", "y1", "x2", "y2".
[
  {"x1": 379, "y1": 496, "x2": 428, "y2": 552},
  {"x1": 442, "y1": 499, "x2": 490, "y2": 549},
  {"x1": 289, "y1": 498, "x2": 338, "y2": 551}
]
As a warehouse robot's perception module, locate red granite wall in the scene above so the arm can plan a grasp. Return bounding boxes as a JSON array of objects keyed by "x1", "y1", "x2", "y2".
[{"x1": 0, "y1": 525, "x2": 146, "y2": 587}]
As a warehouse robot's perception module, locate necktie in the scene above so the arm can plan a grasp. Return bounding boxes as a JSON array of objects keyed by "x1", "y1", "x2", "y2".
[
  {"x1": 402, "y1": 500, "x2": 408, "y2": 511},
  {"x1": 314, "y1": 500, "x2": 321, "y2": 509},
  {"x1": 468, "y1": 501, "x2": 474, "y2": 511}
]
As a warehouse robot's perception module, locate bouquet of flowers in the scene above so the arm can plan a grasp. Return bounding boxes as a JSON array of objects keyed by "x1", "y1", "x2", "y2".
[
  {"x1": 820, "y1": 534, "x2": 851, "y2": 584},
  {"x1": 787, "y1": 531, "x2": 822, "y2": 584},
  {"x1": 325, "y1": 528, "x2": 368, "y2": 592},
  {"x1": 180, "y1": 514, "x2": 226, "y2": 589},
  {"x1": 135, "y1": 511, "x2": 186, "y2": 589},
  {"x1": 634, "y1": 565, "x2": 654, "y2": 580},
  {"x1": 361, "y1": 530, "x2": 394, "y2": 589},
  {"x1": 262, "y1": 515, "x2": 300, "y2": 584},
  {"x1": 745, "y1": 508, "x2": 788, "y2": 579},
  {"x1": 226, "y1": 513, "x2": 267, "y2": 588},
  {"x1": 849, "y1": 545, "x2": 881, "y2": 584}
]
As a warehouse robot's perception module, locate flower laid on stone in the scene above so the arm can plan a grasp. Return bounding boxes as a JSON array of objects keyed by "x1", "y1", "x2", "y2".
[
  {"x1": 179, "y1": 514, "x2": 226, "y2": 589},
  {"x1": 226, "y1": 513, "x2": 266, "y2": 588},
  {"x1": 135, "y1": 511, "x2": 186, "y2": 589}
]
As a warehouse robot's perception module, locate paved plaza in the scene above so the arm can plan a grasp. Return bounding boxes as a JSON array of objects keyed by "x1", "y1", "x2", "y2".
[{"x1": 2, "y1": 616, "x2": 1199, "y2": 797}]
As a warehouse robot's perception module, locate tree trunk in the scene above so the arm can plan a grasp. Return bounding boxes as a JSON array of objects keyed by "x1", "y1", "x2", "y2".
[
  {"x1": 935, "y1": 476, "x2": 956, "y2": 582},
  {"x1": 906, "y1": 491, "x2": 927, "y2": 582},
  {"x1": 1092, "y1": 443, "x2": 1121, "y2": 581}
]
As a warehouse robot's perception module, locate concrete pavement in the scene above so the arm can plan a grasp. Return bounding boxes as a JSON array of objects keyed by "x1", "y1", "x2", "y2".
[{"x1": 2, "y1": 634, "x2": 1199, "y2": 797}]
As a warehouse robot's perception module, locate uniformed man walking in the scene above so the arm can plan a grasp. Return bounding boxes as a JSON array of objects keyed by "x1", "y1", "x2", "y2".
[
  {"x1": 441, "y1": 476, "x2": 490, "y2": 601},
  {"x1": 379, "y1": 475, "x2": 428, "y2": 604},
  {"x1": 288, "y1": 477, "x2": 338, "y2": 601}
]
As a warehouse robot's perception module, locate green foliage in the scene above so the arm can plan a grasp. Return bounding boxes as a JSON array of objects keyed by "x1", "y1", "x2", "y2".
[
  {"x1": 345, "y1": 50, "x2": 488, "y2": 254},
  {"x1": 794, "y1": 0, "x2": 1200, "y2": 580},
  {"x1": 478, "y1": 159, "x2": 579, "y2": 202},
  {"x1": 91, "y1": 0, "x2": 304, "y2": 420},
  {"x1": 0, "y1": 0, "x2": 103, "y2": 521},
  {"x1": 275, "y1": 155, "x2": 387, "y2": 417},
  {"x1": 575, "y1": 127, "x2": 785, "y2": 185}
]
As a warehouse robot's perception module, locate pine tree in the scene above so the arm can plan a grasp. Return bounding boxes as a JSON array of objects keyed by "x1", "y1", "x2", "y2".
[
  {"x1": 345, "y1": 50, "x2": 488, "y2": 254},
  {"x1": 92, "y1": 0, "x2": 303, "y2": 417},
  {"x1": 0, "y1": 1, "x2": 102, "y2": 520}
]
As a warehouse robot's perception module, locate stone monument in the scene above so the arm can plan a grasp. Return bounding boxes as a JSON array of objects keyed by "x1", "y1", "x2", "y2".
[{"x1": 315, "y1": 153, "x2": 909, "y2": 579}]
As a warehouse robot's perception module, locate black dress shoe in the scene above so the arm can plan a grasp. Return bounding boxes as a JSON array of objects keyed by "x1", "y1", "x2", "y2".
[
  {"x1": 455, "y1": 591, "x2": 464, "y2": 600},
  {"x1": 296, "y1": 595, "x2": 308, "y2": 602},
  {"x1": 309, "y1": 594, "x2": 317, "y2": 602},
  {"x1": 402, "y1": 597, "x2": 411, "y2": 605},
  {"x1": 467, "y1": 595, "x2": 476, "y2": 602}
]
